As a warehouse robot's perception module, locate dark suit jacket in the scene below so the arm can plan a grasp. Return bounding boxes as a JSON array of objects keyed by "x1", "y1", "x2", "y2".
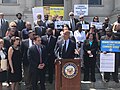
[
  {"x1": 41, "y1": 35, "x2": 57, "y2": 56},
  {"x1": 54, "y1": 39, "x2": 76, "y2": 59},
  {"x1": 14, "y1": 19, "x2": 25, "y2": 31},
  {"x1": 21, "y1": 39, "x2": 30, "y2": 66},
  {"x1": 3, "y1": 36, "x2": 11, "y2": 52},
  {"x1": 70, "y1": 18, "x2": 79, "y2": 31},
  {"x1": 34, "y1": 26, "x2": 46, "y2": 37},
  {"x1": 0, "y1": 19, "x2": 9, "y2": 37},
  {"x1": 83, "y1": 39, "x2": 98, "y2": 58},
  {"x1": 28, "y1": 45, "x2": 47, "y2": 71},
  {"x1": 21, "y1": 28, "x2": 29, "y2": 39}
]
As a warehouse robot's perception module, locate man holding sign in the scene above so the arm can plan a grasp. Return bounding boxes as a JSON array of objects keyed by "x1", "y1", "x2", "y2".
[{"x1": 100, "y1": 28, "x2": 119, "y2": 83}]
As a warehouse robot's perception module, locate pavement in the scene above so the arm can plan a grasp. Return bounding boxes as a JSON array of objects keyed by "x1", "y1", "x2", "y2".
[{"x1": 1, "y1": 67, "x2": 120, "y2": 90}]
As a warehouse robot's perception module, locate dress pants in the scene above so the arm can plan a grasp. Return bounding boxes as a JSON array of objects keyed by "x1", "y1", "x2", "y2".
[
  {"x1": 84, "y1": 57, "x2": 96, "y2": 82},
  {"x1": 31, "y1": 69, "x2": 46, "y2": 90},
  {"x1": 23, "y1": 65, "x2": 31, "y2": 90},
  {"x1": 47, "y1": 55, "x2": 55, "y2": 83}
]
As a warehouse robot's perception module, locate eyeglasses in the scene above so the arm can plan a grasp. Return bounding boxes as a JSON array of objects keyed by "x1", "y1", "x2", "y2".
[{"x1": 70, "y1": 15, "x2": 74, "y2": 16}]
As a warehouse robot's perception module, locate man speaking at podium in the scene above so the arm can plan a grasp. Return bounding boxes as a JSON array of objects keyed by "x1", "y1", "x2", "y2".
[{"x1": 54, "y1": 26, "x2": 76, "y2": 59}]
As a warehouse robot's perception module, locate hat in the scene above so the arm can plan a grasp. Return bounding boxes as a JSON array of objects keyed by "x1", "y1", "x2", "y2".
[
  {"x1": 105, "y1": 27, "x2": 112, "y2": 32},
  {"x1": 28, "y1": 30, "x2": 34, "y2": 34},
  {"x1": 79, "y1": 15, "x2": 84, "y2": 19},
  {"x1": 69, "y1": 12, "x2": 74, "y2": 16}
]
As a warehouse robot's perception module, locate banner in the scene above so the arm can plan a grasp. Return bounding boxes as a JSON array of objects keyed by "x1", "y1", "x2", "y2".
[
  {"x1": 32, "y1": 7, "x2": 44, "y2": 21},
  {"x1": 74, "y1": 4, "x2": 88, "y2": 16},
  {"x1": 100, "y1": 53, "x2": 115, "y2": 72},
  {"x1": 55, "y1": 21, "x2": 70, "y2": 29},
  {"x1": 50, "y1": 6, "x2": 64, "y2": 17},
  {"x1": 44, "y1": 6, "x2": 50, "y2": 15},
  {"x1": 101, "y1": 40, "x2": 120, "y2": 52}
]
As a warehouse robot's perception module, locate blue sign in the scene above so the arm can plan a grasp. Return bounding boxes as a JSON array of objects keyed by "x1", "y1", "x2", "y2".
[{"x1": 101, "y1": 40, "x2": 120, "y2": 52}]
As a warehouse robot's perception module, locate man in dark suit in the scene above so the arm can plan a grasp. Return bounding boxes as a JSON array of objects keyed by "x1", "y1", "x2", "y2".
[
  {"x1": 3, "y1": 27, "x2": 16, "y2": 52},
  {"x1": 54, "y1": 29, "x2": 76, "y2": 59},
  {"x1": 21, "y1": 30, "x2": 35, "y2": 90},
  {"x1": 14, "y1": 13, "x2": 25, "y2": 31},
  {"x1": 69, "y1": 12, "x2": 79, "y2": 32},
  {"x1": 21, "y1": 22, "x2": 32, "y2": 39},
  {"x1": 41, "y1": 28, "x2": 57, "y2": 84},
  {"x1": 0, "y1": 13, "x2": 9, "y2": 37},
  {"x1": 34, "y1": 13, "x2": 44, "y2": 27},
  {"x1": 101, "y1": 28, "x2": 119, "y2": 83},
  {"x1": 79, "y1": 15, "x2": 89, "y2": 24},
  {"x1": 28, "y1": 35, "x2": 47, "y2": 90},
  {"x1": 34, "y1": 19, "x2": 46, "y2": 37}
]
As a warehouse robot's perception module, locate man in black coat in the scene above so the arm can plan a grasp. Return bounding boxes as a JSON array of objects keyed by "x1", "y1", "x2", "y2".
[
  {"x1": 54, "y1": 29, "x2": 76, "y2": 59},
  {"x1": 34, "y1": 19, "x2": 46, "y2": 37},
  {"x1": 69, "y1": 12, "x2": 79, "y2": 32},
  {"x1": 0, "y1": 13, "x2": 9, "y2": 37},
  {"x1": 14, "y1": 13, "x2": 25, "y2": 31},
  {"x1": 41, "y1": 28, "x2": 57, "y2": 84},
  {"x1": 28, "y1": 35, "x2": 47, "y2": 90},
  {"x1": 21, "y1": 30, "x2": 35, "y2": 89},
  {"x1": 3, "y1": 27, "x2": 16, "y2": 52},
  {"x1": 21, "y1": 22, "x2": 32, "y2": 40}
]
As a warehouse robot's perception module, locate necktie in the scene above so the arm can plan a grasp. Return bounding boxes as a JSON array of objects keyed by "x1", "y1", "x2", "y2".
[
  {"x1": 37, "y1": 46, "x2": 42, "y2": 64},
  {"x1": 72, "y1": 19, "x2": 75, "y2": 31},
  {"x1": 47, "y1": 36, "x2": 51, "y2": 44},
  {"x1": 63, "y1": 41, "x2": 66, "y2": 52}
]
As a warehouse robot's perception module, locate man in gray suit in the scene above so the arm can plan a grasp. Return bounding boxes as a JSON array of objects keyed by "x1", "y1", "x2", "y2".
[{"x1": 0, "y1": 13, "x2": 9, "y2": 37}]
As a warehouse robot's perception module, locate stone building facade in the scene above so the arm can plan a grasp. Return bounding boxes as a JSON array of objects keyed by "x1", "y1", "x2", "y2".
[{"x1": 0, "y1": 0, "x2": 120, "y2": 23}]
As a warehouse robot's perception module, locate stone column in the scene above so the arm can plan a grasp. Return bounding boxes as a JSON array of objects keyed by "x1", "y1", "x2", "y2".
[
  {"x1": 81, "y1": 0, "x2": 88, "y2": 4},
  {"x1": 25, "y1": 0, "x2": 35, "y2": 11},
  {"x1": 35, "y1": 0, "x2": 43, "y2": 6},
  {"x1": 64, "y1": 0, "x2": 72, "y2": 20},
  {"x1": 115, "y1": 0, "x2": 120, "y2": 10},
  {"x1": 72, "y1": 0, "x2": 81, "y2": 9}
]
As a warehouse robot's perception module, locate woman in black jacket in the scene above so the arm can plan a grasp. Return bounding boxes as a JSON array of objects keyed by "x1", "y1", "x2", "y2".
[{"x1": 83, "y1": 33, "x2": 98, "y2": 82}]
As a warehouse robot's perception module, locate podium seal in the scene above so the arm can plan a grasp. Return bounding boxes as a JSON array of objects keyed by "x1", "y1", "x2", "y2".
[{"x1": 62, "y1": 62, "x2": 78, "y2": 79}]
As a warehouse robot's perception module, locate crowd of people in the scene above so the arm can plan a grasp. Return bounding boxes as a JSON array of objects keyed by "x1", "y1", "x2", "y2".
[{"x1": 0, "y1": 11, "x2": 120, "y2": 90}]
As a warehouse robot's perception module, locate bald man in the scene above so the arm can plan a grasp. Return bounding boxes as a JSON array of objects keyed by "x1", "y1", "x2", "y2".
[{"x1": 54, "y1": 29, "x2": 76, "y2": 59}]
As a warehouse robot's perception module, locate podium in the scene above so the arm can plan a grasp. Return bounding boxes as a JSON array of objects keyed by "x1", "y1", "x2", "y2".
[{"x1": 55, "y1": 59, "x2": 81, "y2": 90}]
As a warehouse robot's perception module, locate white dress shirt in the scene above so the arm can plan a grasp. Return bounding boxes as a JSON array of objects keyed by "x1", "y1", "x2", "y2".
[
  {"x1": 0, "y1": 50, "x2": 5, "y2": 59},
  {"x1": 74, "y1": 30, "x2": 86, "y2": 43},
  {"x1": 29, "y1": 38, "x2": 33, "y2": 48}
]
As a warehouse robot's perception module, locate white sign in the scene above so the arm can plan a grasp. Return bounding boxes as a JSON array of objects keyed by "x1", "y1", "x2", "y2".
[
  {"x1": 82, "y1": 24, "x2": 89, "y2": 30},
  {"x1": 32, "y1": 7, "x2": 44, "y2": 21},
  {"x1": 55, "y1": 21, "x2": 71, "y2": 29},
  {"x1": 91, "y1": 22, "x2": 103, "y2": 29},
  {"x1": 74, "y1": 4, "x2": 88, "y2": 16},
  {"x1": 100, "y1": 53, "x2": 115, "y2": 72}
]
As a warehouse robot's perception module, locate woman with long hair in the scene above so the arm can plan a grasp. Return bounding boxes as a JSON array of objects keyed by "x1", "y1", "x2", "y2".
[{"x1": 83, "y1": 33, "x2": 98, "y2": 82}]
